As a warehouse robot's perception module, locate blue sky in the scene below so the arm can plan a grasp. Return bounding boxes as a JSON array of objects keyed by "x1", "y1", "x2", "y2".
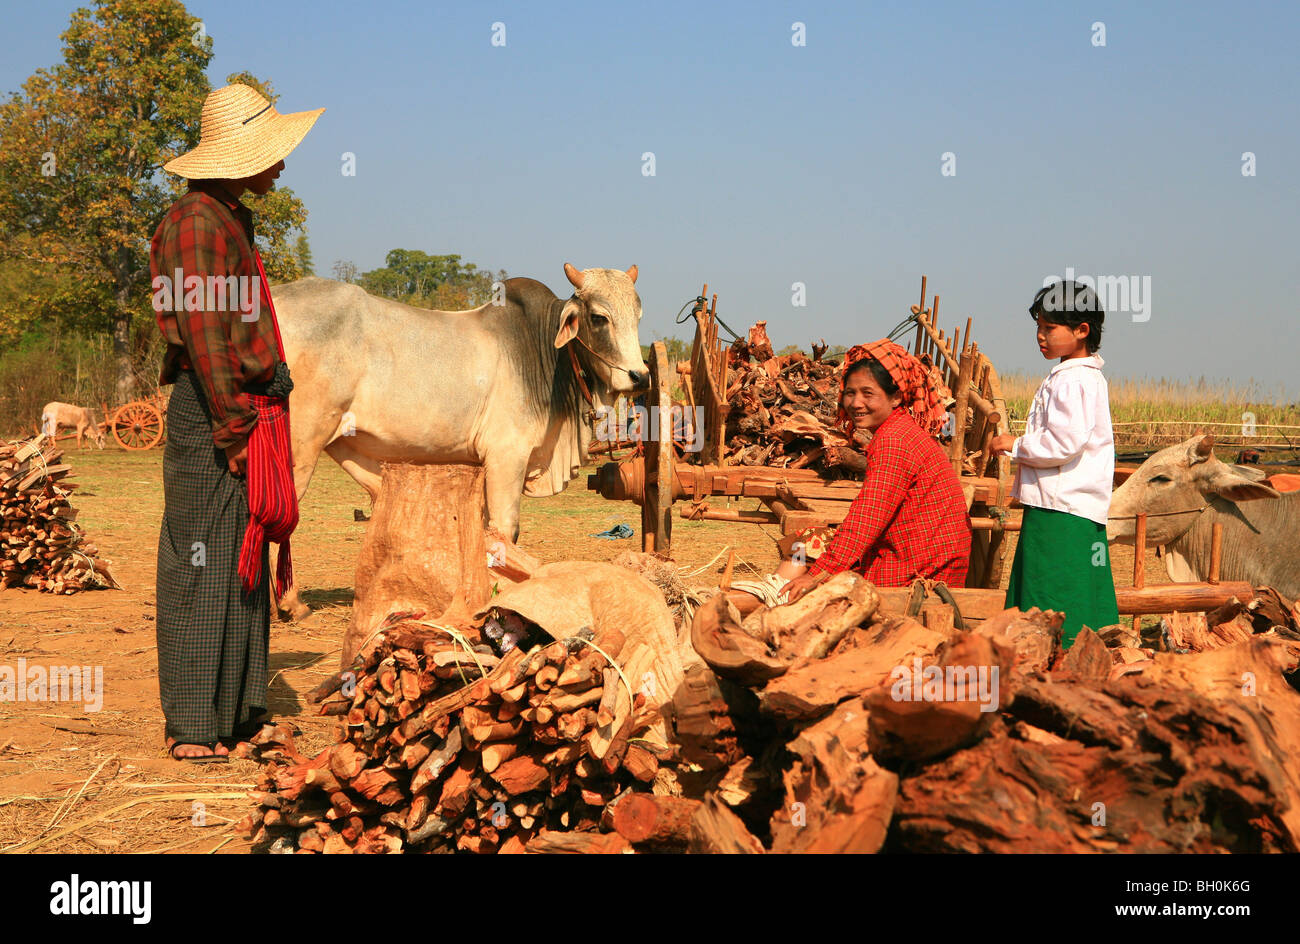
[{"x1": 3, "y1": 0, "x2": 1298, "y2": 397}]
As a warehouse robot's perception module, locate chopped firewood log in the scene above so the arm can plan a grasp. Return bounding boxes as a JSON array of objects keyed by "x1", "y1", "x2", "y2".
[
  {"x1": 343, "y1": 463, "x2": 492, "y2": 665},
  {"x1": 524, "y1": 830, "x2": 634, "y2": 854},
  {"x1": 671, "y1": 662, "x2": 757, "y2": 774},
  {"x1": 611, "y1": 794, "x2": 701, "y2": 844}
]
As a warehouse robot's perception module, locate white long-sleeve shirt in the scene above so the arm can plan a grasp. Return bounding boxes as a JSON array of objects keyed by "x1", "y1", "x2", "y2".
[{"x1": 1010, "y1": 355, "x2": 1113, "y2": 525}]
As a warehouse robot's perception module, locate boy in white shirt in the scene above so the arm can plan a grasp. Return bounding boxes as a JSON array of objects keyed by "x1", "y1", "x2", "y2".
[{"x1": 990, "y1": 281, "x2": 1119, "y2": 649}]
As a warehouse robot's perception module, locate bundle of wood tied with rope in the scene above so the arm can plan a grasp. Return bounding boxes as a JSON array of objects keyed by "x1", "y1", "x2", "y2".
[
  {"x1": 0, "y1": 434, "x2": 120, "y2": 593},
  {"x1": 239, "y1": 561, "x2": 690, "y2": 854}
]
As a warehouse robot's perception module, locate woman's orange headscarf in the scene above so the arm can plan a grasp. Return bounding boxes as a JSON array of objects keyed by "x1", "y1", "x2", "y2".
[{"x1": 837, "y1": 339, "x2": 947, "y2": 437}]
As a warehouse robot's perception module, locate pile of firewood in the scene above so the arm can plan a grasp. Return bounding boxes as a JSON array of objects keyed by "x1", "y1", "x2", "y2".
[
  {"x1": 681, "y1": 574, "x2": 1300, "y2": 853},
  {"x1": 0, "y1": 435, "x2": 120, "y2": 593},
  {"x1": 720, "y1": 323, "x2": 952, "y2": 475},
  {"x1": 239, "y1": 614, "x2": 673, "y2": 854}
]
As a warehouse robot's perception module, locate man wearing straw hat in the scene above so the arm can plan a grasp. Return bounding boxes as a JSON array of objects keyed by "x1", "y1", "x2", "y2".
[{"x1": 150, "y1": 84, "x2": 323, "y2": 761}]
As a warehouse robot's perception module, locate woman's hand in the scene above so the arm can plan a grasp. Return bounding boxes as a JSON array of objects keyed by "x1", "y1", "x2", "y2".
[
  {"x1": 780, "y1": 570, "x2": 825, "y2": 605},
  {"x1": 988, "y1": 433, "x2": 1017, "y2": 456}
]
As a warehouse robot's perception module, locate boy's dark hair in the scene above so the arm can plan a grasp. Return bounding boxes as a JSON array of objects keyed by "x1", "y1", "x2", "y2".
[
  {"x1": 844, "y1": 357, "x2": 899, "y2": 397},
  {"x1": 1029, "y1": 280, "x2": 1104, "y2": 353}
]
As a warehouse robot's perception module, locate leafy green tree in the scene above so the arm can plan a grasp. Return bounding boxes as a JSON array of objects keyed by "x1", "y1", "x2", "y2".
[
  {"x1": 359, "y1": 249, "x2": 504, "y2": 309},
  {"x1": 0, "y1": 5, "x2": 312, "y2": 400},
  {"x1": 642, "y1": 336, "x2": 690, "y2": 363},
  {"x1": 293, "y1": 234, "x2": 314, "y2": 276}
]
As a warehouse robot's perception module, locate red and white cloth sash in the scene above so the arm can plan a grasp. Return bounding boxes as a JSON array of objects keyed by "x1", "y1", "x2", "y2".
[{"x1": 237, "y1": 250, "x2": 299, "y2": 598}]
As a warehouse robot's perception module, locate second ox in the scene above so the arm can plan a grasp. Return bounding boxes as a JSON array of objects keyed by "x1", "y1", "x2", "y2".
[
  {"x1": 270, "y1": 262, "x2": 650, "y2": 616},
  {"x1": 1107, "y1": 434, "x2": 1300, "y2": 601}
]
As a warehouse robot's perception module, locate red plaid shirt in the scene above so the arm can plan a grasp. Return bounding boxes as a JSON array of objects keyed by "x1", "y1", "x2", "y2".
[
  {"x1": 808, "y1": 407, "x2": 972, "y2": 587},
  {"x1": 150, "y1": 180, "x2": 279, "y2": 449}
]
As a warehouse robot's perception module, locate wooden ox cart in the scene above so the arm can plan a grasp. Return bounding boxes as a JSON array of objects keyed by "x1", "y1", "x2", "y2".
[
  {"x1": 586, "y1": 277, "x2": 1255, "y2": 628},
  {"x1": 588, "y1": 276, "x2": 1018, "y2": 590}
]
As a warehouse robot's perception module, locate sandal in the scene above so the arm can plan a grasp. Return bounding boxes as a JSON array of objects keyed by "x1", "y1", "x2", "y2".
[{"x1": 167, "y1": 739, "x2": 230, "y2": 764}]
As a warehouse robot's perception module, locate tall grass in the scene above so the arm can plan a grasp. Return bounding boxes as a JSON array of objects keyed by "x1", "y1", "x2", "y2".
[{"x1": 1000, "y1": 371, "x2": 1300, "y2": 450}]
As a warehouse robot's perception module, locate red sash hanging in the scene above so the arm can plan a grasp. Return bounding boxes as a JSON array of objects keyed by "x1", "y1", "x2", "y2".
[{"x1": 237, "y1": 251, "x2": 299, "y2": 598}]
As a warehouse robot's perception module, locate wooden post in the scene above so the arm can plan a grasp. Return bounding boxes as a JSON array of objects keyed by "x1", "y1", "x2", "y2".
[
  {"x1": 948, "y1": 342, "x2": 974, "y2": 473},
  {"x1": 913, "y1": 276, "x2": 927, "y2": 356},
  {"x1": 1132, "y1": 512, "x2": 1147, "y2": 634},
  {"x1": 343, "y1": 463, "x2": 490, "y2": 666},
  {"x1": 1209, "y1": 522, "x2": 1223, "y2": 584},
  {"x1": 641, "y1": 341, "x2": 674, "y2": 556}
]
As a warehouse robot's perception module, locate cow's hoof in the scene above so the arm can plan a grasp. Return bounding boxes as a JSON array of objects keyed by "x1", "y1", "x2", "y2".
[{"x1": 276, "y1": 602, "x2": 312, "y2": 622}]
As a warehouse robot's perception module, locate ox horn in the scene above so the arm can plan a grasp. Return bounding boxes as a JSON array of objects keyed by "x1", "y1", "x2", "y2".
[
  {"x1": 564, "y1": 262, "x2": 585, "y2": 291},
  {"x1": 626, "y1": 264, "x2": 638, "y2": 284}
]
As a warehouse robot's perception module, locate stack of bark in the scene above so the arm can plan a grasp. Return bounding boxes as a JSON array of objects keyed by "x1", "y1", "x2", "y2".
[
  {"x1": 677, "y1": 574, "x2": 1300, "y2": 853},
  {"x1": 721, "y1": 323, "x2": 849, "y2": 474},
  {"x1": 0, "y1": 435, "x2": 119, "y2": 593},
  {"x1": 239, "y1": 617, "x2": 672, "y2": 854},
  {"x1": 720, "y1": 323, "x2": 953, "y2": 475}
]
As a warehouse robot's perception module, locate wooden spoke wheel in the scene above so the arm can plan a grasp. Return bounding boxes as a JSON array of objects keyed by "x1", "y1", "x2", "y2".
[{"x1": 113, "y1": 400, "x2": 164, "y2": 451}]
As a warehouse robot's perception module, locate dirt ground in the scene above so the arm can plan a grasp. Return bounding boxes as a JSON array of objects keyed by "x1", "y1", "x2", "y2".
[{"x1": 0, "y1": 446, "x2": 1173, "y2": 854}]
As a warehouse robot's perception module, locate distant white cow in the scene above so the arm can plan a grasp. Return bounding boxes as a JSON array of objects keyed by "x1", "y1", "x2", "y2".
[{"x1": 41, "y1": 402, "x2": 105, "y2": 449}]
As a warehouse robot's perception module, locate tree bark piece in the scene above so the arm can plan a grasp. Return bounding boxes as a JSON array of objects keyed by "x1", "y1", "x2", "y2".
[
  {"x1": 891, "y1": 638, "x2": 1300, "y2": 852},
  {"x1": 343, "y1": 463, "x2": 490, "y2": 665},
  {"x1": 688, "y1": 793, "x2": 766, "y2": 853},
  {"x1": 759, "y1": 616, "x2": 945, "y2": 721},
  {"x1": 768, "y1": 697, "x2": 897, "y2": 853},
  {"x1": 866, "y1": 632, "x2": 1013, "y2": 765}
]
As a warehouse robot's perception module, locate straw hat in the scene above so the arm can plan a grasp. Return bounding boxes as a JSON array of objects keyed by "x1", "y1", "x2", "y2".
[{"x1": 163, "y1": 84, "x2": 324, "y2": 180}]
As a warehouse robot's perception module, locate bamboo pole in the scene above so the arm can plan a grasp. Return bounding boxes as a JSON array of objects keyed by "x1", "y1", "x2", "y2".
[
  {"x1": 949, "y1": 342, "x2": 974, "y2": 471},
  {"x1": 913, "y1": 276, "x2": 927, "y2": 356}
]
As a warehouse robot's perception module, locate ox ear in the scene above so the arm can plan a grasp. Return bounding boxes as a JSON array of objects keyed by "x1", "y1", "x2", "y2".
[
  {"x1": 1204, "y1": 464, "x2": 1281, "y2": 503},
  {"x1": 553, "y1": 298, "x2": 582, "y2": 349},
  {"x1": 626, "y1": 264, "x2": 638, "y2": 284}
]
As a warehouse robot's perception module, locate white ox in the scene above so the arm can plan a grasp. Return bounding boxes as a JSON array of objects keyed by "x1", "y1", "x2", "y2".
[
  {"x1": 270, "y1": 263, "x2": 649, "y2": 616},
  {"x1": 1108, "y1": 435, "x2": 1300, "y2": 602},
  {"x1": 41, "y1": 402, "x2": 105, "y2": 449}
]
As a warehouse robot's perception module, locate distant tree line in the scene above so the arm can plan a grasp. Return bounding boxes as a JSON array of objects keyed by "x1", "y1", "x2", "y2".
[{"x1": 331, "y1": 250, "x2": 506, "y2": 311}]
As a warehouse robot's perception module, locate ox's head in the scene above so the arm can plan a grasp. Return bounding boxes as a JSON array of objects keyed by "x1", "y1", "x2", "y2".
[
  {"x1": 552, "y1": 263, "x2": 649, "y2": 394},
  {"x1": 1107, "y1": 435, "x2": 1280, "y2": 545}
]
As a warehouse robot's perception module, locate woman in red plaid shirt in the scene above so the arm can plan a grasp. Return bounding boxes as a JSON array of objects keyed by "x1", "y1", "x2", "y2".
[{"x1": 780, "y1": 340, "x2": 972, "y2": 604}]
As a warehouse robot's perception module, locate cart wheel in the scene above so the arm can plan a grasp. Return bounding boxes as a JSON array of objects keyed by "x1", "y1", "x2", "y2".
[{"x1": 113, "y1": 401, "x2": 164, "y2": 450}]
